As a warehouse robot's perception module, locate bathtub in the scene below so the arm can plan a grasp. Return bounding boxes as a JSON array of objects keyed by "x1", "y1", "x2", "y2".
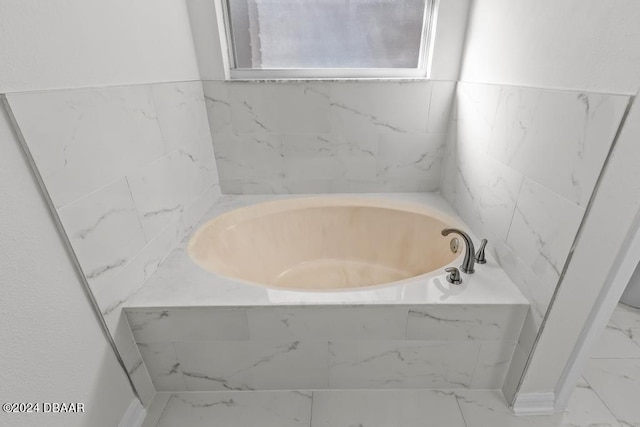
[
  {"x1": 188, "y1": 197, "x2": 464, "y2": 291},
  {"x1": 124, "y1": 193, "x2": 529, "y2": 393}
]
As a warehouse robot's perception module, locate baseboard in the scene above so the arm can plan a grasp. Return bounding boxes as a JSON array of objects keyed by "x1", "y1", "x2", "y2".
[
  {"x1": 119, "y1": 399, "x2": 146, "y2": 427},
  {"x1": 512, "y1": 392, "x2": 556, "y2": 416}
]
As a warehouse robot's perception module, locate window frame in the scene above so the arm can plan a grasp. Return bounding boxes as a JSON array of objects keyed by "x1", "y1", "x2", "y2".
[{"x1": 219, "y1": 0, "x2": 437, "y2": 80}]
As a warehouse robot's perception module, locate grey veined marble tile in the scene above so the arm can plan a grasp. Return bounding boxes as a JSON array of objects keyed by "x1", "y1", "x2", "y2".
[
  {"x1": 311, "y1": 389, "x2": 466, "y2": 427},
  {"x1": 6, "y1": 85, "x2": 165, "y2": 208},
  {"x1": 156, "y1": 391, "x2": 312, "y2": 427},
  {"x1": 328, "y1": 340, "x2": 480, "y2": 389}
]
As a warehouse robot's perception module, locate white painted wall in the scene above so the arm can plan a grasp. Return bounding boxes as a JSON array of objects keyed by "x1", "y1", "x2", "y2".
[
  {"x1": 0, "y1": 105, "x2": 135, "y2": 426},
  {"x1": 0, "y1": 0, "x2": 200, "y2": 93},
  {"x1": 461, "y1": 0, "x2": 640, "y2": 94}
]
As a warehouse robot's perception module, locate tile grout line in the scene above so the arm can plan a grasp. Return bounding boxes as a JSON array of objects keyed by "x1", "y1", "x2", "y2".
[
  {"x1": 152, "y1": 393, "x2": 175, "y2": 427},
  {"x1": 453, "y1": 393, "x2": 469, "y2": 427},
  {"x1": 309, "y1": 391, "x2": 315, "y2": 427}
]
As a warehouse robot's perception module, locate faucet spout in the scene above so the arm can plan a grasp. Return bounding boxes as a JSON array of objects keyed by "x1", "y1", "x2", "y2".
[{"x1": 441, "y1": 228, "x2": 476, "y2": 274}]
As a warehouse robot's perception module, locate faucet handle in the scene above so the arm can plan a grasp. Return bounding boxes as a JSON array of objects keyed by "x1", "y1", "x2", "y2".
[
  {"x1": 445, "y1": 267, "x2": 463, "y2": 285},
  {"x1": 475, "y1": 239, "x2": 488, "y2": 264}
]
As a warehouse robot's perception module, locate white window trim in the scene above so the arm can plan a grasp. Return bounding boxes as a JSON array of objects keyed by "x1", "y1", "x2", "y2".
[{"x1": 219, "y1": 0, "x2": 438, "y2": 81}]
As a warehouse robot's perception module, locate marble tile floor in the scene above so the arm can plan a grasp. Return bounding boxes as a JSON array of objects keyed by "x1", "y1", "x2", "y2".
[{"x1": 141, "y1": 303, "x2": 640, "y2": 427}]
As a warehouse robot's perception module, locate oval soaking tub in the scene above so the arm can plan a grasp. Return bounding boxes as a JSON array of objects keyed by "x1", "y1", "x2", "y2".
[{"x1": 188, "y1": 197, "x2": 464, "y2": 291}]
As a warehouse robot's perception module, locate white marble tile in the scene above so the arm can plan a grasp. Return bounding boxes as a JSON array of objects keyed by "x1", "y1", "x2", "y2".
[
  {"x1": 108, "y1": 309, "x2": 138, "y2": 356},
  {"x1": 57, "y1": 178, "x2": 147, "y2": 285},
  {"x1": 450, "y1": 139, "x2": 524, "y2": 242},
  {"x1": 213, "y1": 132, "x2": 284, "y2": 181},
  {"x1": 175, "y1": 341, "x2": 329, "y2": 391},
  {"x1": 455, "y1": 82, "x2": 503, "y2": 153},
  {"x1": 152, "y1": 81, "x2": 211, "y2": 153},
  {"x1": 247, "y1": 308, "x2": 407, "y2": 341},
  {"x1": 377, "y1": 133, "x2": 445, "y2": 191},
  {"x1": 501, "y1": 341, "x2": 529, "y2": 402},
  {"x1": 590, "y1": 322, "x2": 640, "y2": 359},
  {"x1": 581, "y1": 359, "x2": 640, "y2": 427},
  {"x1": 6, "y1": 86, "x2": 165, "y2": 208},
  {"x1": 203, "y1": 81, "x2": 232, "y2": 135},
  {"x1": 126, "y1": 136, "x2": 216, "y2": 241},
  {"x1": 330, "y1": 82, "x2": 432, "y2": 137},
  {"x1": 328, "y1": 341, "x2": 480, "y2": 389},
  {"x1": 406, "y1": 305, "x2": 526, "y2": 341},
  {"x1": 311, "y1": 389, "x2": 466, "y2": 427},
  {"x1": 611, "y1": 303, "x2": 640, "y2": 349},
  {"x1": 470, "y1": 341, "x2": 517, "y2": 389},
  {"x1": 138, "y1": 343, "x2": 186, "y2": 391},
  {"x1": 123, "y1": 344, "x2": 156, "y2": 407},
  {"x1": 229, "y1": 82, "x2": 331, "y2": 134},
  {"x1": 126, "y1": 308, "x2": 249, "y2": 343},
  {"x1": 506, "y1": 178, "x2": 585, "y2": 288},
  {"x1": 455, "y1": 389, "x2": 621, "y2": 427},
  {"x1": 490, "y1": 239, "x2": 555, "y2": 328},
  {"x1": 488, "y1": 86, "x2": 629, "y2": 207},
  {"x1": 282, "y1": 133, "x2": 378, "y2": 182},
  {"x1": 141, "y1": 392, "x2": 171, "y2": 427},
  {"x1": 156, "y1": 391, "x2": 312, "y2": 427},
  {"x1": 91, "y1": 212, "x2": 182, "y2": 320},
  {"x1": 427, "y1": 81, "x2": 456, "y2": 134}
]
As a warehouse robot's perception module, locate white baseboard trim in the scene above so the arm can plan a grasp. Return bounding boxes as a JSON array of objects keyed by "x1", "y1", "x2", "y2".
[
  {"x1": 512, "y1": 392, "x2": 556, "y2": 416},
  {"x1": 119, "y1": 399, "x2": 146, "y2": 427}
]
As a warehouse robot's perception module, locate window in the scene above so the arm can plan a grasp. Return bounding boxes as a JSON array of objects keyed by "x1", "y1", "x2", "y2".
[{"x1": 222, "y1": 0, "x2": 435, "y2": 79}]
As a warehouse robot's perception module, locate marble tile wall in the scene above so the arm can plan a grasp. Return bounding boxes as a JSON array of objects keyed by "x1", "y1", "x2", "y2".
[
  {"x1": 125, "y1": 304, "x2": 527, "y2": 392},
  {"x1": 439, "y1": 81, "x2": 630, "y2": 399},
  {"x1": 202, "y1": 80, "x2": 455, "y2": 193},
  {"x1": 5, "y1": 81, "x2": 222, "y2": 404}
]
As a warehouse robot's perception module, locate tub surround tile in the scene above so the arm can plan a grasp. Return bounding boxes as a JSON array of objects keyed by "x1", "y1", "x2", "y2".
[
  {"x1": 427, "y1": 81, "x2": 456, "y2": 134},
  {"x1": 6, "y1": 81, "x2": 223, "y2": 404},
  {"x1": 123, "y1": 343, "x2": 156, "y2": 407},
  {"x1": 406, "y1": 306, "x2": 526, "y2": 342},
  {"x1": 175, "y1": 341, "x2": 329, "y2": 391},
  {"x1": 328, "y1": 340, "x2": 480, "y2": 389},
  {"x1": 203, "y1": 80, "x2": 455, "y2": 193},
  {"x1": 202, "y1": 81, "x2": 232, "y2": 135},
  {"x1": 155, "y1": 391, "x2": 312, "y2": 427},
  {"x1": 488, "y1": 88, "x2": 628, "y2": 208},
  {"x1": 6, "y1": 86, "x2": 165, "y2": 209},
  {"x1": 442, "y1": 83, "x2": 629, "y2": 401},
  {"x1": 141, "y1": 392, "x2": 172, "y2": 427},
  {"x1": 470, "y1": 341, "x2": 518, "y2": 389},
  {"x1": 138, "y1": 343, "x2": 186, "y2": 391},
  {"x1": 127, "y1": 309, "x2": 249, "y2": 343},
  {"x1": 506, "y1": 178, "x2": 585, "y2": 287},
  {"x1": 151, "y1": 81, "x2": 211, "y2": 153},
  {"x1": 329, "y1": 82, "x2": 431, "y2": 136},
  {"x1": 445, "y1": 135, "x2": 524, "y2": 243},
  {"x1": 229, "y1": 82, "x2": 331, "y2": 135},
  {"x1": 311, "y1": 389, "x2": 466, "y2": 427},
  {"x1": 94, "y1": 185, "x2": 219, "y2": 325},
  {"x1": 377, "y1": 133, "x2": 444, "y2": 191},
  {"x1": 57, "y1": 178, "x2": 147, "y2": 284},
  {"x1": 127, "y1": 137, "x2": 216, "y2": 240},
  {"x1": 246, "y1": 308, "x2": 408, "y2": 341}
]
